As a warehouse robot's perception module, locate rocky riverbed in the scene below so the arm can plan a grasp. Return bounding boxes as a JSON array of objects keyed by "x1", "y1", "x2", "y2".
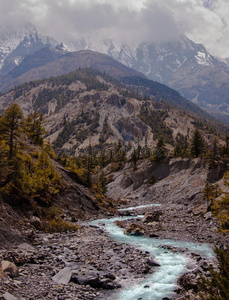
[
  {"x1": 118, "y1": 202, "x2": 226, "y2": 246},
  {"x1": 115, "y1": 203, "x2": 222, "y2": 299},
  {"x1": 0, "y1": 203, "x2": 221, "y2": 300},
  {"x1": 1, "y1": 194, "x2": 228, "y2": 299},
  {"x1": 0, "y1": 224, "x2": 160, "y2": 300}
]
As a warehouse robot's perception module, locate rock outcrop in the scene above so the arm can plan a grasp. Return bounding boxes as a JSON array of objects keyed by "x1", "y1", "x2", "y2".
[{"x1": 124, "y1": 223, "x2": 146, "y2": 236}]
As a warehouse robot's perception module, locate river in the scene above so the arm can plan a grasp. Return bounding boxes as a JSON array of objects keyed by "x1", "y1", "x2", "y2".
[{"x1": 91, "y1": 204, "x2": 214, "y2": 300}]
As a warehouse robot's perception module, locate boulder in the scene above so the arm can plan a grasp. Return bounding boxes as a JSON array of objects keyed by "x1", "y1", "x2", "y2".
[
  {"x1": 1, "y1": 261, "x2": 19, "y2": 278},
  {"x1": 103, "y1": 281, "x2": 119, "y2": 290},
  {"x1": 204, "y1": 212, "x2": 212, "y2": 221},
  {"x1": 104, "y1": 273, "x2": 116, "y2": 280},
  {"x1": 30, "y1": 216, "x2": 43, "y2": 230},
  {"x1": 147, "y1": 259, "x2": 160, "y2": 267},
  {"x1": 52, "y1": 267, "x2": 72, "y2": 285},
  {"x1": 71, "y1": 272, "x2": 120, "y2": 289},
  {"x1": 149, "y1": 233, "x2": 159, "y2": 238},
  {"x1": 124, "y1": 223, "x2": 145, "y2": 236},
  {"x1": 84, "y1": 276, "x2": 103, "y2": 288},
  {"x1": 17, "y1": 242, "x2": 36, "y2": 251},
  {"x1": 143, "y1": 211, "x2": 162, "y2": 223},
  {"x1": 3, "y1": 292, "x2": 18, "y2": 300}
]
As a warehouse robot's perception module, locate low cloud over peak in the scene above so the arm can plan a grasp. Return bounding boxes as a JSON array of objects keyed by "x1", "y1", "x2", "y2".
[{"x1": 0, "y1": 0, "x2": 229, "y2": 58}]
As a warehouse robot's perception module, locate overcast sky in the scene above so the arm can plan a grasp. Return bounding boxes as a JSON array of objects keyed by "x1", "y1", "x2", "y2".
[{"x1": 1, "y1": 0, "x2": 229, "y2": 58}]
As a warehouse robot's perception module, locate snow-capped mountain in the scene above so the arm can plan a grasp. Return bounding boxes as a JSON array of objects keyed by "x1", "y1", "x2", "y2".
[
  {"x1": 101, "y1": 36, "x2": 229, "y2": 122},
  {"x1": 0, "y1": 24, "x2": 36, "y2": 69},
  {"x1": 0, "y1": 24, "x2": 59, "y2": 75},
  {"x1": 106, "y1": 36, "x2": 227, "y2": 82},
  {"x1": 1, "y1": 24, "x2": 229, "y2": 123},
  {"x1": 63, "y1": 35, "x2": 227, "y2": 80}
]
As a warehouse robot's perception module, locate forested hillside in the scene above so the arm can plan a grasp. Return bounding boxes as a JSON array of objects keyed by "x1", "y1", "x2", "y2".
[
  {"x1": 0, "y1": 68, "x2": 227, "y2": 161},
  {"x1": 0, "y1": 68, "x2": 229, "y2": 300},
  {"x1": 0, "y1": 103, "x2": 114, "y2": 246}
]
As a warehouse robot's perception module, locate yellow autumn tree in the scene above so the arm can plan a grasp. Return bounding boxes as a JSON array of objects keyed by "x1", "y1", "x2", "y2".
[{"x1": 212, "y1": 171, "x2": 229, "y2": 232}]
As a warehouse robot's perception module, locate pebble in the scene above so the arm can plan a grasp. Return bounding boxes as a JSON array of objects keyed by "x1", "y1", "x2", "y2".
[{"x1": 0, "y1": 226, "x2": 155, "y2": 299}]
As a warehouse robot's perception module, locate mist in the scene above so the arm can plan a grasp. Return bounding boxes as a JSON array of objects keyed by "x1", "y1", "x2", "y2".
[{"x1": 0, "y1": 0, "x2": 229, "y2": 58}]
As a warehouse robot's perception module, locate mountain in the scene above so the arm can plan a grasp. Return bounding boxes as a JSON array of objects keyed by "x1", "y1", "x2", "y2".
[
  {"x1": 120, "y1": 76, "x2": 213, "y2": 120},
  {"x1": 0, "y1": 24, "x2": 36, "y2": 69},
  {"x1": 0, "y1": 68, "x2": 224, "y2": 158},
  {"x1": 0, "y1": 49, "x2": 226, "y2": 137},
  {"x1": 0, "y1": 50, "x2": 145, "y2": 92},
  {"x1": 0, "y1": 47, "x2": 222, "y2": 126},
  {"x1": 1, "y1": 25, "x2": 229, "y2": 122},
  {"x1": 103, "y1": 36, "x2": 229, "y2": 123},
  {"x1": 0, "y1": 24, "x2": 59, "y2": 75},
  {"x1": 107, "y1": 36, "x2": 225, "y2": 81},
  {"x1": 7, "y1": 44, "x2": 68, "y2": 79},
  {"x1": 51, "y1": 35, "x2": 229, "y2": 123}
]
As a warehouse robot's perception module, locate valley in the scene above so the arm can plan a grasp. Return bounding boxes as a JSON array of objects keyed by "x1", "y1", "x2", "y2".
[
  {"x1": 0, "y1": 156, "x2": 228, "y2": 300},
  {"x1": 0, "y1": 50, "x2": 228, "y2": 300}
]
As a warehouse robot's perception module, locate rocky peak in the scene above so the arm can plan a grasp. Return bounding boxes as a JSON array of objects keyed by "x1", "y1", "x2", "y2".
[{"x1": 0, "y1": 24, "x2": 58, "y2": 75}]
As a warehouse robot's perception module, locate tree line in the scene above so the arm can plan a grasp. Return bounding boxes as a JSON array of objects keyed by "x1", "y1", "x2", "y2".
[{"x1": 0, "y1": 103, "x2": 61, "y2": 204}]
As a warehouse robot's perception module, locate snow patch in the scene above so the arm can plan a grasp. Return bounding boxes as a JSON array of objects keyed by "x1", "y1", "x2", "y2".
[
  {"x1": 195, "y1": 51, "x2": 212, "y2": 66},
  {"x1": 14, "y1": 56, "x2": 22, "y2": 66}
]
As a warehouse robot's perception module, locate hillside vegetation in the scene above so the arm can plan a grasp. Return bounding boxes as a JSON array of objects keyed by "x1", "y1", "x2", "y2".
[
  {"x1": 0, "y1": 102, "x2": 114, "y2": 245},
  {"x1": 0, "y1": 68, "x2": 227, "y2": 161}
]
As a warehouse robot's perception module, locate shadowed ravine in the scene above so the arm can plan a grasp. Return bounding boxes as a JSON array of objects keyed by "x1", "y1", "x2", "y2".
[{"x1": 91, "y1": 204, "x2": 214, "y2": 300}]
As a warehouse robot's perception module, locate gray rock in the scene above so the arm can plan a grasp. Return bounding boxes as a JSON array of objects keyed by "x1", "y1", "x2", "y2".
[
  {"x1": 204, "y1": 212, "x2": 212, "y2": 221},
  {"x1": 17, "y1": 242, "x2": 36, "y2": 251},
  {"x1": 3, "y1": 292, "x2": 18, "y2": 300},
  {"x1": 52, "y1": 267, "x2": 72, "y2": 285},
  {"x1": 147, "y1": 259, "x2": 160, "y2": 267},
  {"x1": 104, "y1": 273, "x2": 116, "y2": 280},
  {"x1": 103, "y1": 281, "x2": 118, "y2": 290}
]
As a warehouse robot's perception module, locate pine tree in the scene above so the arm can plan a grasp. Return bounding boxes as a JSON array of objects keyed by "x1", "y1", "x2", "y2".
[
  {"x1": 173, "y1": 142, "x2": 183, "y2": 157},
  {"x1": 24, "y1": 111, "x2": 46, "y2": 145},
  {"x1": 207, "y1": 138, "x2": 218, "y2": 166},
  {"x1": 226, "y1": 135, "x2": 229, "y2": 155},
  {"x1": 153, "y1": 136, "x2": 167, "y2": 161},
  {"x1": 29, "y1": 146, "x2": 61, "y2": 196},
  {"x1": 98, "y1": 171, "x2": 108, "y2": 195},
  {"x1": 0, "y1": 103, "x2": 23, "y2": 159},
  {"x1": 202, "y1": 181, "x2": 215, "y2": 211},
  {"x1": 0, "y1": 140, "x2": 11, "y2": 183},
  {"x1": 189, "y1": 128, "x2": 206, "y2": 158},
  {"x1": 131, "y1": 148, "x2": 138, "y2": 169}
]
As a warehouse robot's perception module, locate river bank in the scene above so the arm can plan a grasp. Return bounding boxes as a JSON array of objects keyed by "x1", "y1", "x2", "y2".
[
  {"x1": 0, "y1": 224, "x2": 159, "y2": 300},
  {"x1": 0, "y1": 202, "x2": 219, "y2": 300}
]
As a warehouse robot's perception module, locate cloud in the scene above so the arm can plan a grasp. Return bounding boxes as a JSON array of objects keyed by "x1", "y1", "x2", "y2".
[
  {"x1": 164, "y1": 0, "x2": 229, "y2": 57},
  {"x1": 32, "y1": 0, "x2": 183, "y2": 46},
  {"x1": 0, "y1": 0, "x2": 228, "y2": 58}
]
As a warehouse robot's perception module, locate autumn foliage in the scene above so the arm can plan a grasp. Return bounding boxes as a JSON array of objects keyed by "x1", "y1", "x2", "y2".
[{"x1": 0, "y1": 103, "x2": 61, "y2": 200}]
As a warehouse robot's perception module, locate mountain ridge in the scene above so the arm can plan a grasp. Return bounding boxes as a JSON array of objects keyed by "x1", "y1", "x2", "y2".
[
  {"x1": 0, "y1": 25, "x2": 229, "y2": 122},
  {"x1": 0, "y1": 68, "x2": 226, "y2": 159},
  {"x1": 0, "y1": 50, "x2": 145, "y2": 93}
]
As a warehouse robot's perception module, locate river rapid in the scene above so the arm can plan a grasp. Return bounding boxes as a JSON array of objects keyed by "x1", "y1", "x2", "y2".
[{"x1": 92, "y1": 204, "x2": 214, "y2": 300}]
